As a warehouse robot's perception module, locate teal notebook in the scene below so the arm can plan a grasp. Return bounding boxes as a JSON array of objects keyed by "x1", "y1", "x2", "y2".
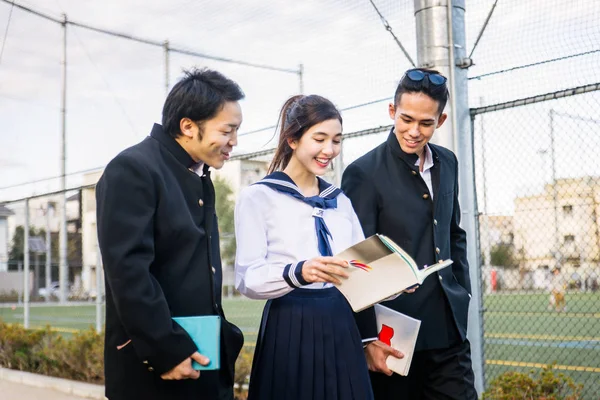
[{"x1": 172, "y1": 315, "x2": 221, "y2": 370}]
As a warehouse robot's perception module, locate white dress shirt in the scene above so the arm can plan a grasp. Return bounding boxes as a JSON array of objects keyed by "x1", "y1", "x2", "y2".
[
  {"x1": 415, "y1": 144, "x2": 434, "y2": 199},
  {"x1": 190, "y1": 162, "x2": 204, "y2": 176},
  {"x1": 234, "y1": 183, "x2": 365, "y2": 300}
]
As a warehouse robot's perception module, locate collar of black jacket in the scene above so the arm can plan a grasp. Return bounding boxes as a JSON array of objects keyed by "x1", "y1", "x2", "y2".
[
  {"x1": 150, "y1": 123, "x2": 207, "y2": 172},
  {"x1": 385, "y1": 127, "x2": 440, "y2": 169}
]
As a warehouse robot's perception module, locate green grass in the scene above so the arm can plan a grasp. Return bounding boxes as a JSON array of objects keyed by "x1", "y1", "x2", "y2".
[
  {"x1": 0, "y1": 303, "x2": 104, "y2": 332},
  {"x1": 221, "y1": 298, "x2": 265, "y2": 347},
  {"x1": 483, "y1": 292, "x2": 600, "y2": 399},
  {"x1": 0, "y1": 298, "x2": 266, "y2": 344},
  {"x1": 2, "y1": 293, "x2": 598, "y2": 397}
]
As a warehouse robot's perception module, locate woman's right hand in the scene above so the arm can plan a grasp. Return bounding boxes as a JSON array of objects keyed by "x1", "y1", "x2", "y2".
[{"x1": 301, "y1": 256, "x2": 349, "y2": 285}]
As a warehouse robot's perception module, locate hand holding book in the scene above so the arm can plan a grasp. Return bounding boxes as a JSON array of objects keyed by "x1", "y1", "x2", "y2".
[
  {"x1": 374, "y1": 304, "x2": 421, "y2": 376},
  {"x1": 300, "y1": 256, "x2": 349, "y2": 285},
  {"x1": 160, "y1": 352, "x2": 210, "y2": 380},
  {"x1": 172, "y1": 316, "x2": 221, "y2": 371}
]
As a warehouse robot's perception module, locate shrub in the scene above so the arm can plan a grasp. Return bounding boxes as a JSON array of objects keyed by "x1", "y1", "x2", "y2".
[
  {"x1": 0, "y1": 322, "x2": 49, "y2": 371},
  {"x1": 0, "y1": 319, "x2": 252, "y2": 396},
  {"x1": 234, "y1": 346, "x2": 254, "y2": 399},
  {"x1": 0, "y1": 320, "x2": 104, "y2": 384},
  {"x1": 482, "y1": 363, "x2": 583, "y2": 400},
  {"x1": 0, "y1": 290, "x2": 20, "y2": 303},
  {"x1": 34, "y1": 327, "x2": 104, "y2": 383}
]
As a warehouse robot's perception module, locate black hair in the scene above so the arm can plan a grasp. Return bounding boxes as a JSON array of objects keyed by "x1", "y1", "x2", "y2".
[
  {"x1": 268, "y1": 95, "x2": 342, "y2": 174},
  {"x1": 394, "y1": 68, "x2": 449, "y2": 114},
  {"x1": 162, "y1": 68, "x2": 244, "y2": 138}
]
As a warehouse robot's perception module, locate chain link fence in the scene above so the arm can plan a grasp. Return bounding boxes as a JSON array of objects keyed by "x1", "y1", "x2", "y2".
[
  {"x1": 469, "y1": 0, "x2": 600, "y2": 397},
  {"x1": 2, "y1": 0, "x2": 600, "y2": 397}
]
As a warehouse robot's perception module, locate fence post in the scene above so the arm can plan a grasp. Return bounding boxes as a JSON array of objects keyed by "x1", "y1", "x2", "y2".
[
  {"x1": 298, "y1": 63, "x2": 304, "y2": 94},
  {"x1": 96, "y1": 244, "x2": 103, "y2": 333},
  {"x1": 164, "y1": 40, "x2": 170, "y2": 96},
  {"x1": 59, "y1": 13, "x2": 69, "y2": 304},
  {"x1": 17, "y1": 260, "x2": 22, "y2": 305},
  {"x1": 45, "y1": 201, "x2": 53, "y2": 302},
  {"x1": 24, "y1": 198, "x2": 30, "y2": 329},
  {"x1": 414, "y1": 0, "x2": 484, "y2": 394},
  {"x1": 334, "y1": 143, "x2": 344, "y2": 187}
]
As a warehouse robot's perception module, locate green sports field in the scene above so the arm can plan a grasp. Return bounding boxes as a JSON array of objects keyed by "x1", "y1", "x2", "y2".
[
  {"x1": 483, "y1": 292, "x2": 600, "y2": 398},
  {"x1": 1, "y1": 293, "x2": 598, "y2": 398},
  {"x1": 0, "y1": 298, "x2": 266, "y2": 343}
]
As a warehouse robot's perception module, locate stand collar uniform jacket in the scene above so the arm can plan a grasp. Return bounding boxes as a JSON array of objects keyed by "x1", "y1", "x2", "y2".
[
  {"x1": 96, "y1": 124, "x2": 243, "y2": 400},
  {"x1": 342, "y1": 129, "x2": 471, "y2": 351}
]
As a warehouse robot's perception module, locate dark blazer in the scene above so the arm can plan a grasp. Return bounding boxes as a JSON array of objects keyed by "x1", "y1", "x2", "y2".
[
  {"x1": 342, "y1": 129, "x2": 471, "y2": 351},
  {"x1": 96, "y1": 124, "x2": 243, "y2": 400}
]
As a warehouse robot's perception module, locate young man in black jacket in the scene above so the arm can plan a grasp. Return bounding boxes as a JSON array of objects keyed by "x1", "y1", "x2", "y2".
[
  {"x1": 97, "y1": 68, "x2": 244, "y2": 400},
  {"x1": 342, "y1": 68, "x2": 477, "y2": 399}
]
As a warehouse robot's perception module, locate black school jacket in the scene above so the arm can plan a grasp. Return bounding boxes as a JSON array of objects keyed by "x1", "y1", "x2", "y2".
[
  {"x1": 96, "y1": 124, "x2": 243, "y2": 399},
  {"x1": 342, "y1": 129, "x2": 471, "y2": 351}
]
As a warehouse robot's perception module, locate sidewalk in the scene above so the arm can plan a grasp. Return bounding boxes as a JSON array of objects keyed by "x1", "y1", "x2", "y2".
[
  {"x1": 1, "y1": 379, "x2": 91, "y2": 400},
  {"x1": 0, "y1": 368, "x2": 105, "y2": 400}
]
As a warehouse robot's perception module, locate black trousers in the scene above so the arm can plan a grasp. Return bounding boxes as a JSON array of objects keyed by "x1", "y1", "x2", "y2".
[
  {"x1": 106, "y1": 369, "x2": 233, "y2": 400},
  {"x1": 370, "y1": 339, "x2": 477, "y2": 400}
]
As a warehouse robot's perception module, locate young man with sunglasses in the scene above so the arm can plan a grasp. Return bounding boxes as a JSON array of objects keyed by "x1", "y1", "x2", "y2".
[{"x1": 342, "y1": 68, "x2": 477, "y2": 399}]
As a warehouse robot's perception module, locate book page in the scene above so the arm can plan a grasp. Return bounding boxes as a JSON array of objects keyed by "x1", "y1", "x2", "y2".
[
  {"x1": 335, "y1": 236, "x2": 420, "y2": 312},
  {"x1": 377, "y1": 234, "x2": 419, "y2": 276},
  {"x1": 415, "y1": 259, "x2": 453, "y2": 284}
]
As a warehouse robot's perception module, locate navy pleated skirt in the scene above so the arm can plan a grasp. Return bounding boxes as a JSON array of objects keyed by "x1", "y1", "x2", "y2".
[{"x1": 248, "y1": 287, "x2": 374, "y2": 400}]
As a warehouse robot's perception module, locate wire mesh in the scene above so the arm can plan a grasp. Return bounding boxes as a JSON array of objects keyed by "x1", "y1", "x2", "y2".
[{"x1": 1, "y1": 0, "x2": 599, "y2": 396}]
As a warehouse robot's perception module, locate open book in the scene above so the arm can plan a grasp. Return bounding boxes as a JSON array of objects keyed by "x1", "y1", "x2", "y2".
[
  {"x1": 375, "y1": 304, "x2": 420, "y2": 376},
  {"x1": 335, "y1": 234, "x2": 452, "y2": 312}
]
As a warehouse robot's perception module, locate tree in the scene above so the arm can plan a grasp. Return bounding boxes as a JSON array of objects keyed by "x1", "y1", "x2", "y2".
[
  {"x1": 213, "y1": 176, "x2": 236, "y2": 267},
  {"x1": 9, "y1": 226, "x2": 46, "y2": 261},
  {"x1": 490, "y1": 243, "x2": 517, "y2": 268},
  {"x1": 9, "y1": 225, "x2": 82, "y2": 267}
]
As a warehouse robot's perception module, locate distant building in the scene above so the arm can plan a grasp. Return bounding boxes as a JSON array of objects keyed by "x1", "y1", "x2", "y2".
[
  {"x1": 81, "y1": 170, "x2": 104, "y2": 297},
  {"x1": 213, "y1": 159, "x2": 270, "y2": 199},
  {"x1": 513, "y1": 176, "x2": 600, "y2": 286},
  {"x1": 479, "y1": 214, "x2": 517, "y2": 291},
  {"x1": 479, "y1": 214, "x2": 514, "y2": 261},
  {"x1": 5, "y1": 193, "x2": 81, "y2": 269},
  {"x1": 6, "y1": 193, "x2": 80, "y2": 240},
  {"x1": 0, "y1": 204, "x2": 15, "y2": 272}
]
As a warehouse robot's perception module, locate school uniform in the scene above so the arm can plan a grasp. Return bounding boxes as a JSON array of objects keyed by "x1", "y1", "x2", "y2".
[
  {"x1": 235, "y1": 172, "x2": 374, "y2": 400},
  {"x1": 342, "y1": 129, "x2": 477, "y2": 399},
  {"x1": 97, "y1": 124, "x2": 243, "y2": 400}
]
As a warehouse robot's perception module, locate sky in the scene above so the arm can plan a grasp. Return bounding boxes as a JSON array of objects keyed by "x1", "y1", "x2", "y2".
[{"x1": 0, "y1": 0, "x2": 599, "y2": 215}]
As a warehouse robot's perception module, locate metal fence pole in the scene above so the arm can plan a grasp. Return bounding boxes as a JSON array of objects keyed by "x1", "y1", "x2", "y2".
[
  {"x1": 95, "y1": 244, "x2": 103, "y2": 333},
  {"x1": 45, "y1": 201, "x2": 53, "y2": 302},
  {"x1": 479, "y1": 106, "x2": 492, "y2": 293},
  {"x1": 59, "y1": 13, "x2": 69, "y2": 304},
  {"x1": 24, "y1": 198, "x2": 30, "y2": 329},
  {"x1": 414, "y1": 0, "x2": 484, "y2": 394},
  {"x1": 298, "y1": 63, "x2": 304, "y2": 94},
  {"x1": 549, "y1": 109, "x2": 562, "y2": 271},
  {"x1": 164, "y1": 40, "x2": 170, "y2": 96},
  {"x1": 334, "y1": 143, "x2": 343, "y2": 187}
]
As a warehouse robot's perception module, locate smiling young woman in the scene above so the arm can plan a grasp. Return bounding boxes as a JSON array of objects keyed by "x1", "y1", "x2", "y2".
[{"x1": 234, "y1": 95, "x2": 376, "y2": 400}]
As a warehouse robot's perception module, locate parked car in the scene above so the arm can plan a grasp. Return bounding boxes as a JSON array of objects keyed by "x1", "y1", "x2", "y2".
[{"x1": 38, "y1": 281, "x2": 60, "y2": 298}]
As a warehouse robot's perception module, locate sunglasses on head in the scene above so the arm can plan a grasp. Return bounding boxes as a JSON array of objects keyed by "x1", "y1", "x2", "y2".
[{"x1": 403, "y1": 69, "x2": 447, "y2": 86}]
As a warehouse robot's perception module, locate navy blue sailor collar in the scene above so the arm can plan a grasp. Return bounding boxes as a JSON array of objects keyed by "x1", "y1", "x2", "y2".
[
  {"x1": 256, "y1": 171, "x2": 342, "y2": 201},
  {"x1": 255, "y1": 171, "x2": 341, "y2": 257}
]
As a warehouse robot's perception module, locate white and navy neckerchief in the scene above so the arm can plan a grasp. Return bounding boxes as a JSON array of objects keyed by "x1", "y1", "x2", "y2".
[{"x1": 255, "y1": 171, "x2": 342, "y2": 257}]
